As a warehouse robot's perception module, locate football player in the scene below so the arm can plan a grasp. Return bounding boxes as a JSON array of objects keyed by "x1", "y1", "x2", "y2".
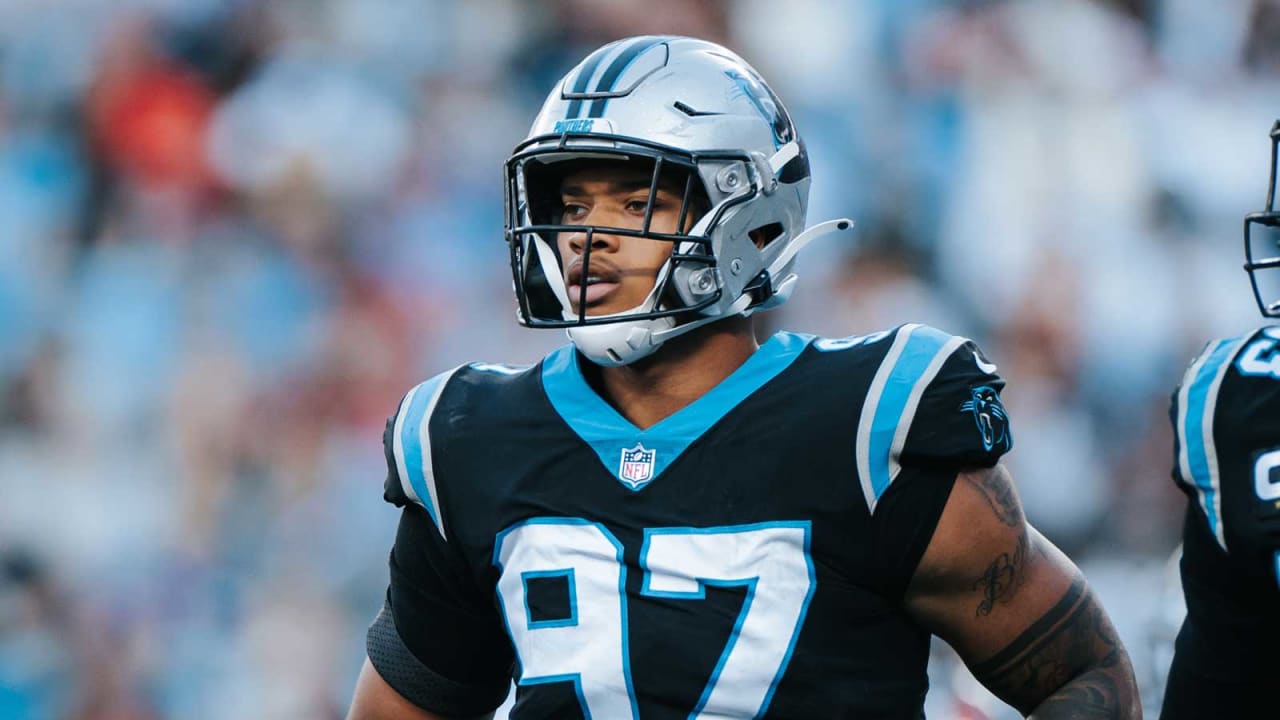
[
  {"x1": 1159, "y1": 119, "x2": 1280, "y2": 719},
  {"x1": 348, "y1": 36, "x2": 1139, "y2": 719}
]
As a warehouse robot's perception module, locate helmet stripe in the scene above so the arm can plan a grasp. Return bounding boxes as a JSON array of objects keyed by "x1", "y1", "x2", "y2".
[
  {"x1": 563, "y1": 44, "x2": 614, "y2": 120},
  {"x1": 586, "y1": 37, "x2": 666, "y2": 118}
]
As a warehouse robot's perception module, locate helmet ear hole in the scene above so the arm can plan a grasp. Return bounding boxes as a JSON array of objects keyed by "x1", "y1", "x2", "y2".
[{"x1": 748, "y1": 222, "x2": 784, "y2": 249}]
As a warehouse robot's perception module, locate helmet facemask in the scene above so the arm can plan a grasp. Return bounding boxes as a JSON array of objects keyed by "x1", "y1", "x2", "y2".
[
  {"x1": 1245, "y1": 120, "x2": 1280, "y2": 318},
  {"x1": 506, "y1": 138, "x2": 732, "y2": 330}
]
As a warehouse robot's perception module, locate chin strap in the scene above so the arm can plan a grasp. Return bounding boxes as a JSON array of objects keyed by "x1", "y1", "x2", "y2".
[{"x1": 571, "y1": 293, "x2": 756, "y2": 367}]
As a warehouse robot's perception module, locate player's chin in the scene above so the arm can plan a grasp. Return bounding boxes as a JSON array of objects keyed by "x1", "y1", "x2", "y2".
[
  {"x1": 566, "y1": 283, "x2": 637, "y2": 317},
  {"x1": 571, "y1": 302, "x2": 635, "y2": 318}
]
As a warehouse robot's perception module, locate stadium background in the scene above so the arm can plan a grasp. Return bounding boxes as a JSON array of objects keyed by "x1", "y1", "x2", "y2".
[{"x1": 0, "y1": 0, "x2": 1276, "y2": 717}]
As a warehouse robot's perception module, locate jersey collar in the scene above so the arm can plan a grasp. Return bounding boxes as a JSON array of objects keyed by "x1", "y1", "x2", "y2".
[{"x1": 541, "y1": 331, "x2": 813, "y2": 491}]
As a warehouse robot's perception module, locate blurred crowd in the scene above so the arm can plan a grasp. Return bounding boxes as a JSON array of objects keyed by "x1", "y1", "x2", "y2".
[{"x1": 0, "y1": 0, "x2": 1276, "y2": 717}]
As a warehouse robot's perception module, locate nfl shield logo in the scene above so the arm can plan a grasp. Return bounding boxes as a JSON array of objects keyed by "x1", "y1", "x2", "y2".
[{"x1": 618, "y1": 443, "x2": 657, "y2": 489}]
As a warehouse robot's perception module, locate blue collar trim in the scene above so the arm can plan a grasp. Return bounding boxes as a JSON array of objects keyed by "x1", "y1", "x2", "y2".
[{"x1": 541, "y1": 332, "x2": 814, "y2": 491}]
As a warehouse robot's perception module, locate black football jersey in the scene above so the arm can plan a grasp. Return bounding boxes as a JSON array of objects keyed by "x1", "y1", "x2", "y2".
[
  {"x1": 1161, "y1": 325, "x2": 1280, "y2": 720},
  {"x1": 368, "y1": 324, "x2": 1014, "y2": 719}
]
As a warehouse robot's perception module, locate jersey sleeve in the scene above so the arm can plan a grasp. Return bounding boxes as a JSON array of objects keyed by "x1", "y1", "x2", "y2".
[
  {"x1": 1169, "y1": 328, "x2": 1280, "y2": 554},
  {"x1": 866, "y1": 463, "x2": 960, "y2": 598},
  {"x1": 856, "y1": 325, "x2": 1013, "y2": 514},
  {"x1": 367, "y1": 376, "x2": 514, "y2": 715},
  {"x1": 894, "y1": 335, "x2": 1012, "y2": 471},
  {"x1": 382, "y1": 369, "x2": 464, "y2": 536},
  {"x1": 855, "y1": 325, "x2": 1014, "y2": 594}
]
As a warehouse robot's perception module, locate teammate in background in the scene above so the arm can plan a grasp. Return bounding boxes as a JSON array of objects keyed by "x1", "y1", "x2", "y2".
[
  {"x1": 1160, "y1": 119, "x2": 1280, "y2": 719},
  {"x1": 347, "y1": 36, "x2": 1139, "y2": 719}
]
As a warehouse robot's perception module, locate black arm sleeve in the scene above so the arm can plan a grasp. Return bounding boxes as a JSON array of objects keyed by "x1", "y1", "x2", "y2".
[
  {"x1": 869, "y1": 463, "x2": 960, "y2": 599},
  {"x1": 366, "y1": 506, "x2": 514, "y2": 716}
]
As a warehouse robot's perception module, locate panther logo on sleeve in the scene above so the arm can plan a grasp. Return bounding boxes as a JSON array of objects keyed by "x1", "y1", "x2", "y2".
[{"x1": 959, "y1": 385, "x2": 1012, "y2": 453}]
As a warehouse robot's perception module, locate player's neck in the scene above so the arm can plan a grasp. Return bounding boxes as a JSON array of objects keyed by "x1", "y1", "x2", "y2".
[{"x1": 586, "y1": 316, "x2": 761, "y2": 430}]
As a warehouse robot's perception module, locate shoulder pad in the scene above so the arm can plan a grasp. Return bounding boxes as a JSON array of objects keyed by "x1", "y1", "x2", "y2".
[
  {"x1": 383, "y1": 366, "x2": 465, "y2": 539},
  {"x1": 857, "y1": 324, "x2": 1011, "y2": 512}
]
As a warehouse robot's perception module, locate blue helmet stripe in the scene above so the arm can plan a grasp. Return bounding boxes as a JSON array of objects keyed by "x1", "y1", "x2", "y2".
[
  {"x1": 564, "y1": 44, "x2": 613, "y2": 120},
  {"x1": 586, "y1": 37, "x2": 665, "y2": 119}
]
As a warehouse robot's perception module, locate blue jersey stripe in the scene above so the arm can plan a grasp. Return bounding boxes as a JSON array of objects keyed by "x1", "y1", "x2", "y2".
[
  {"x1": 399, "y1": 372, "x2": 451, "y2": 530},
  {"x1": 1182, "y1": 338, "x2": 1239, "y2": 546},
  {"x1": 586, "y1": 37, "x2": 665, "y2": 118},
  {"x1": 865, "y1": 325, "x2": 954, "y2": 504}
]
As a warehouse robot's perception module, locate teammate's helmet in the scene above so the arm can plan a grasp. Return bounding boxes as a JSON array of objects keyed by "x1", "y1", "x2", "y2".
[
  {"x1": 505, "y1": 36, "x2": 852, "y2": 365},
  {"x1": 1245, "y1": 119, "x2": 1280, "y2": 318}
]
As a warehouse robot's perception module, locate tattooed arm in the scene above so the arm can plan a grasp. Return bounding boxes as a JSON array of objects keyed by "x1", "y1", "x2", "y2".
[{"x1": 904, "y1": 465, "x2": 1141, "y2": 718}]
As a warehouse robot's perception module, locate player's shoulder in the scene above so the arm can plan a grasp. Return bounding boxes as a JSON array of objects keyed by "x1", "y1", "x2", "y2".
[
  {"x1": 1178, "y1": 325, "x2": 1280, "y2": 379},
  {"x1": 1174, "y1": 325, "x2": 1280, "y2": 424},
  {"x1": 1224, "y1": 324, "x2": 1280, "y2": 385},
  {"x1": 805, "y1": 323, "x2": 1002, "y2": 390},
  {"x1": 380, "y1": 360, "x2": 539, "y2": 519},
  {"x1": 810, "y1": 324, "x2": 1011, "y2": 509},
  {"x1": 803, "y1": 323, "x2": 991, "y2": 369},
  {"x1": 1172, "y1": 325, "x2": 1280, "y2": 556},
  {"x1": 397, "y1": 360, "x2": 540, "y2": 425}
]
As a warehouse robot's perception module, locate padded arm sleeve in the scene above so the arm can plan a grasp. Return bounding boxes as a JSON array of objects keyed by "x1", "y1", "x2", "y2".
[{"x1": 366, "y1": 506, "x2": 514, "y2": 716}]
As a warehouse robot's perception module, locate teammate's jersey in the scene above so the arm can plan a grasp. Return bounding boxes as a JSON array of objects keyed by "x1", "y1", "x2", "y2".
[
  {"x1": 1161, "y1": 325, "x2": 1280, "y2": 720},
  {"x1": 367, "y1": 324, "x2": 1013, "y2": 720}
]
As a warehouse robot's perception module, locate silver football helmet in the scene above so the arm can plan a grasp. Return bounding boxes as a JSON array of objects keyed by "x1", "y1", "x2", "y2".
[
  {"x1": 505, "y1": 35, "x2": 853, "y2": 365},
  {"x1": 1245, "y1": 119, "x2": 1280, "y2": 318}
]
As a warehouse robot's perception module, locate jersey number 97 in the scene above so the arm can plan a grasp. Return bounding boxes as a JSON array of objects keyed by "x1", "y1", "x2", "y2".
[{"x1": 493, "y1": 519, "x2": 815, "y2": 719}]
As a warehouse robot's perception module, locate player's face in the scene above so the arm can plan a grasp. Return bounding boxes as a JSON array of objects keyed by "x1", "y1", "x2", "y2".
[{"x1": 556, "y1": 164, "x2": 693, "y2": 316}]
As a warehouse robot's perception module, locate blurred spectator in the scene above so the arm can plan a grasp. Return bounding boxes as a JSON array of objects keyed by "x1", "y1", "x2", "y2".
[{"x1": 0, "y1": 1, "x2": 1276, "y2": 716}]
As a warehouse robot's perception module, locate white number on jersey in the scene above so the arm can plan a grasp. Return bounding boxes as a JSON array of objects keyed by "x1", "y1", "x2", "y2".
[
  {"x1": 1237, "y1": 328, "x2": 1280, "y2": 378},
  {"x1": 493, "y1": 520, "x2": 814, "y2": 719},
  {"x1": 1255, "y1": 449, "x2": 1280, "y2": 502}
]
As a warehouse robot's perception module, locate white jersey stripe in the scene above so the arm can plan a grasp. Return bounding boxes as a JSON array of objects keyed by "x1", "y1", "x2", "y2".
[
  {"x1": 416, "y1": 366, "x2": 463, "y2": 540},
  {"x1": 1200, "y1": 337, "x2": 1247, "y2": 550},
  {"x1": 392, "y1": 384, "x2": 422, "y2": 506},
  {"x1": 856, "y1": 325, "x2": 918, "y2": 513},
  {"x1": 395, "y1": 366, "x2": 464, "y2": 539},
  {"x1": 1178, "y1": 336, "x2": 1249, "y2": 551},
  {"x1": 1175, "y1": 347, "x2": 1211, "y2": 506}
]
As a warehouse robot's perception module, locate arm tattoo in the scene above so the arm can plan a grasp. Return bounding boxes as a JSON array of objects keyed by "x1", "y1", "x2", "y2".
[
  {"x1": 1032, "y1": 672, "x2": 1124, "y2": 719},
  {"x1": 962, "y1": 466, "x2": 1022, "y2": 527},
  {"x1": 973, "y1": 528, "x2": 1029, "y2": 616},
  {"x1": 969, "y1": 578, "x2": 1133, "y2": 717}
]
